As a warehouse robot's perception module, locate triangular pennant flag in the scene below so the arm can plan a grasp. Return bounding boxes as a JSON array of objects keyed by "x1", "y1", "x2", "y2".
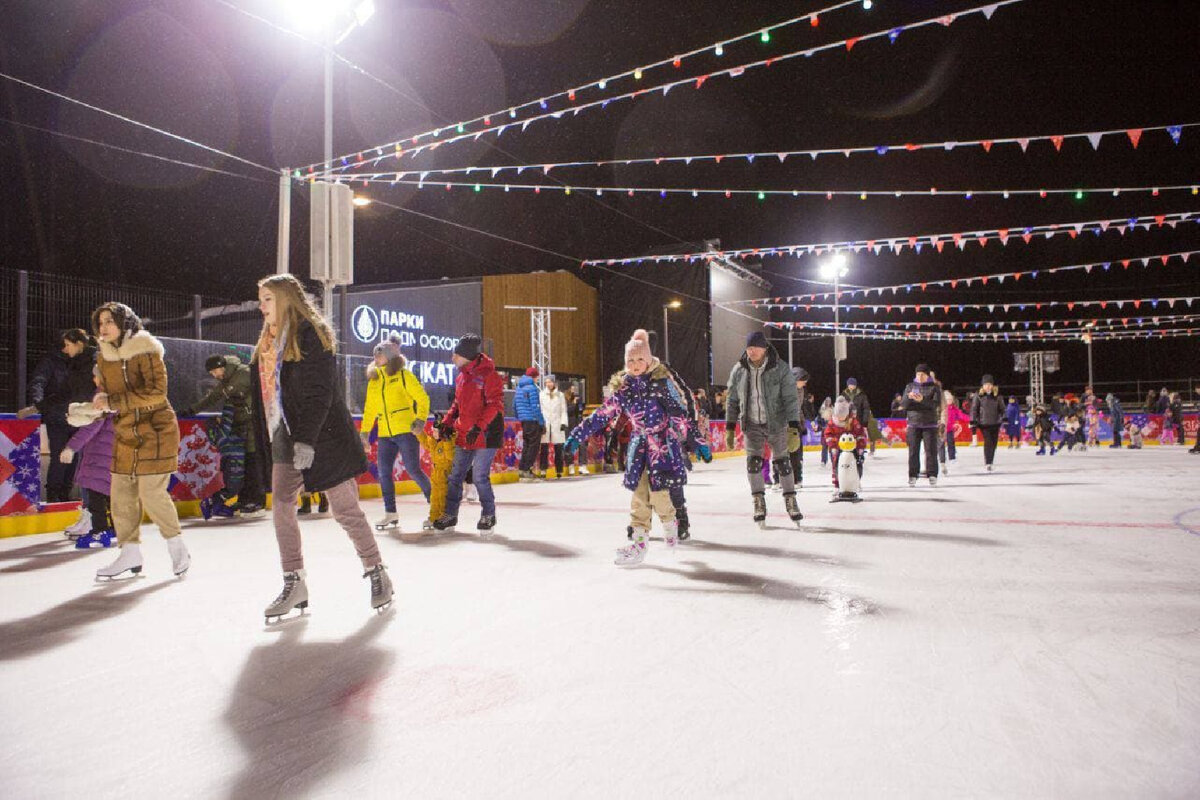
[
  {"x1": 1155, "y1": 214, "x2": 1165, "y2": 227},
  {"x1": 1085, "y1": 265, "x2": 1093, "y2": 273},
  {"x1": 979, "y1": 236, "x2": 988, "y2": 248},
  {"x1": 1116, "y1": 224, "x2": 1127, "y2": 234},
  {"x1": 1167, "y1": 125, "x2": 1182, "y2": 144},
  {"x1": 935, "y1": 240, "x2": 946, "y2": 253},
  {"x1": 1017, "y1": 138, "x2": 1030, "y2": 152},
  {"x1": 1068, "y1": 303, "x2": 1075, "y2": 311},
  {"x1": 1087, "y1": 132, "x2": 1103, "y2": 150},
  {"x1": 1099, "y1": 220, "x2": 1110, "y2": 231},
  {"x1": 982, "y1": 4, "x2": 999, "y2": 19},
  {"x1": 1127, "y1": 129, "x2": 1143, "y2": 148},
  {"x1": 1051, "y1": 135, "x2": 1064, "y2": 151},
  {"x1": 981, "y1": 140, "x2": 993, "y2": 152},
  {"x1": 998, "y1": 229, "x2": 1010, "y2": 245},
  {"x1": 845, "y1": 37, "x2": 860, "y2": 51},
  {"x1": 1141, "y1": 258, "x2": 1151, "y2": 267},
  {"x1": 776, "y1": 153, "x2": 788, "y2": 163},
  {"x1": 1121, "y1": 259, "x2": 1130, "y2": 268}
]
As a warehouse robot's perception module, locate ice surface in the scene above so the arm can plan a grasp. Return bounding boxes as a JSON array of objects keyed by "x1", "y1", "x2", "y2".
[{"x1": 2, "y1": 447, "x2": 1199, "y2": 798}]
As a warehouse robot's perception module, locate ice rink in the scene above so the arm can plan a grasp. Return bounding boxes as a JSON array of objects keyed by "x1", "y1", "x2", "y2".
[{"x1": 2, "y1": 445, "x2": 1199, "y2": 798}]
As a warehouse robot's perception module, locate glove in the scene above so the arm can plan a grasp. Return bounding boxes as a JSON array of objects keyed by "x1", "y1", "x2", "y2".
[
  {"x1": 565, "y1": 439, "x2": 580, "y2": 455},
  {"x1": 16, "y1": 405, "x2": 38, "y2": 420},
  {"x1": 465, "y1": 425, "x2": 482, "y2": 446},
  {"x1": 411, "y1": 419, "x2": 427, "y2": 436},
  {"x1": 724, "y1": 428, "x2": 737, "y2": 450},
  {"x1": 697, "y1": 444, "x2": 713, "y2": 463},
  {"x1": 293, "y1": 442, "x2": 316, "y2": 471},
  {"x1": 787, "y1": 426, "x2": 802, "y2": 453},
  {"x1": 59, "y1": 447, "x2": 75, "y2": 464}
]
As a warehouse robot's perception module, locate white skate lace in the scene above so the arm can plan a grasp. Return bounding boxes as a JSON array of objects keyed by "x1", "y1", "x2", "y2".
[{"x1": 366, "y1": 566, "x2": 385, "y2": 596}]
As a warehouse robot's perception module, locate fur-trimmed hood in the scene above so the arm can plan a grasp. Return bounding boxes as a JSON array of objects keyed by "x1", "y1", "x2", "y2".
[
  {"x1": 607, "y1": 360, "x2": 666, "y2": 392},
  {"x1": 98, "y1": 330, "x2": 164, "y2": 362}
]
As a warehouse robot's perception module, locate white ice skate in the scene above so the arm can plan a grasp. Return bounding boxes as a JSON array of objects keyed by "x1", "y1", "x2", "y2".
[
  {"x1": 168, "y1": 536, "x2": 191, "y2": 577},
  {"x1": 615, "y1": 530, "x2": 648, "y2": 566},
  {"x1": 96, "y1": 544, "x2": 143, "y2": 580},
  {"x1": 464, "y1": 485, "x2": 479, "y2": 503},
  {"x1": 662, "y1": 520, "x2": 678, "y2": 551},
  {"x1": 264, "y1": 570, "x2": 308, "y2": 623},
  {"x1": 374, "y1": 512, "x2": 400, "y2": 532},
  {"x1": 421, "y1": 519, "x2": 435, "y2": 531},
  {"x1": 64, "y1": 508, "x2": 92, "y2": 540},
  {"x1": 364, "y1": 564, "x2": 393, "y2": 612}
]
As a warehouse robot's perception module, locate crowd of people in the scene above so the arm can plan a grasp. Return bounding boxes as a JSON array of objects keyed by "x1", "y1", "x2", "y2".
[{"x1": 16, "y1": 279, "x2": 1200, "y2": 618}]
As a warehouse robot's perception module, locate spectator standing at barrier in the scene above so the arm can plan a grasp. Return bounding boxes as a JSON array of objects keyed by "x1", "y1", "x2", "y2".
[
  {"x1": 1156, "y1": 388, "x2": 1170, "y2": 414},
  {"x1": 179, "y1": 353, "x2": 263, "y2": 519},
  {"x1": 1144, "y1": 388, "x2": 1158, "y2": 414},
  {"x1": 711, "y1": 389, "x2": 726, "y2": 421},
  {"x1": 18, "y1": 329, "x2": 97, "y2": 502},
  {"x1": 1106, "y1": 393, "x2": 1125, "y2": 448},
  {"x1": 563, "y1": 383, "x2": 588, "y2": 475},
  {"x1": 723, "y1": 331, "x2": 804, "y2": 527},
  {"x1": 903, "y1": 363, "x2": 941, "y2": 486},
  {"x1": 970, "y1": 375, "x2": 1004, "y2": 472},
  {"x1": 252, "y1": 275, "x2": 391, "y2": 622},
  {"x1": 90, "y1": 303, "x2": 191, "y2": 580},
  {"x1": 539, "y1": 376, "x2": 569, "y2": 478},
  {"x1": 431, "y1": 334, "x2": 504, "y2": 534},
  {"x1": 514, "y1": 367, "x2": 544, "y2": 480},
  {"x1": 360, "y1": 333, "x2": 432, "y2": 532},
  {"x1": 890, "y1": 393, "x2": 904, "y2": 417},
  {"x1": 1167, "y1": 392, "x2": 1186, "y2": 445}
]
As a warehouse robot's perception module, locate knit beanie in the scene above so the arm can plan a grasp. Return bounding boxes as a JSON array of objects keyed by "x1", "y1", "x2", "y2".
[
  {"x1": 624, "y1": 328, "x2": 653, "y2": 364},
  {"x1": 525, "y1": 366, "x2": 539, "y2": 378},
  {"x1": 915, "y1": 363, "x2": 931, "y2": 374},
  {"x1": 745, "y1": 330, "x2": 769, "y2": 349},
  {"x1": 205, "y1": 355, "x2": 226, "y2": 371},
  {"x1": 981, "y1": 374, "x2": 995, "y2": 385},
  {"x1": 833, "y1": 396, "x2": 851, "y2": 420},
  {"x1": 453, "y1": 334, "x2": 482, "y2": 360}
]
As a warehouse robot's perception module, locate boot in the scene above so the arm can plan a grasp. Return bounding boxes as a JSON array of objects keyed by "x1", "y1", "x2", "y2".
[
  {"x1": 784, "y1": 492, "x2": 803, "y2": 524},
  {"x1": 432, "y1": 514, "x2": 457, "y2": 532},
  {"x1": 317, "y1": 493, "x2": 329, "y2": 514},
  {"x1": 298, "y1": 495, "x2": 312, "y2": 515},
  {"x1": 615, "y1": 528, "x2": 648, "y2": 566},
  {"x1": 96, "y1": 544, "x2": 143, "y2": 580},
  {"x1": 64, "y1": 508, "x2": 92, "y2": 540},
  {"x1": 476, "y1": 515, "x2": 497, "y2": 536},
  {"x1": 264, "y1": 570, "x2": 308, "y2": 622},
  {"x1": 168, "y1": 536, "x2": 191, "y2": 576},
  {"x1": 675, "y1": 505, "x2": 691, "y2": 540},
  {"x1": 752, "y1": 492, "x2": 767, "y2": 528},
  {"x1": 364, "y1": 564, "x2": 393, "y2": 612}
]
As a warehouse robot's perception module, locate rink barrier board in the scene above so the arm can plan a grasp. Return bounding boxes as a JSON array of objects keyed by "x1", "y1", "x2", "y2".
[{"x1": 1, "y1": 414, "x2": 1195, "y2": 537}]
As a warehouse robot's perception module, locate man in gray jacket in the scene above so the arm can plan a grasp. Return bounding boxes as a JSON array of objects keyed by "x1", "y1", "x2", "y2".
[{"x1": 724, "y1": 331, "x2": 803, "y2": 526}]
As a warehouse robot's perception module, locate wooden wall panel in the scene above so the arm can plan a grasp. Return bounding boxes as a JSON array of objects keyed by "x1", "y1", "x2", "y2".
[{"x1": 482, "y1": 271, "x2": 603, "y2": 402}]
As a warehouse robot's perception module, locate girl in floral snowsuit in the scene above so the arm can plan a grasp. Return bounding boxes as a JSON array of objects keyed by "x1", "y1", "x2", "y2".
[{"x1": 566, "y1": 329, "x2": 703, "y2": 566}]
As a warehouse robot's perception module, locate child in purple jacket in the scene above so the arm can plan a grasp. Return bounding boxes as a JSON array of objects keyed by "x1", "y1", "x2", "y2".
[{"x1": 63, "y1": 399, "x2": 117, "y2": 549}]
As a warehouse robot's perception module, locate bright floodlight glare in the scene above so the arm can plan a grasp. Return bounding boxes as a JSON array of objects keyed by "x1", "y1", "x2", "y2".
[
  {"x1": 668, "y1": 300, "x2": 682, "y2": 309},
  {"x1": 352, "y1": 195, "x2": 371, "y2": 207},
  {"x1": 354, "y1": 0, "x2": 376, "y2": 26},
  {"x1": 831, "y1": 253, "x2": 849, "y2": 270},
  {"x1": 284, "y1": 0, "x2": 353, "y2": 31}
]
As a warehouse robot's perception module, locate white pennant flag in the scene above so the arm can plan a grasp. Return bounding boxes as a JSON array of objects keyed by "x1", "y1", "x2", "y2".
[
  {"x1": 777, "y1": 153, "x2": 787, "y2": 163},
  {"x1": 982, "y1": 4, "x2": 999, "y2": 19},
  {"x1": 809, "y1": 151, "x2": 820, "y2": 160},
  {"x1": 1017, "y1": 138, "x2": 1030, "y2": 152},
  {"x1": 1099, "y1": 220, "x2": 1110, "y2": 231},
  {"x1": 1087, "y1": 132, "x2": 1103, "y2": 150},
  {"x1": 1074, "y1": 223, "x2": 1084, "y2": 234}
]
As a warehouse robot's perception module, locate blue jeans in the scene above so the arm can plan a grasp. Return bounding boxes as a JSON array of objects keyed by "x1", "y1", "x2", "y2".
[
  {"x1": 377, "y1": 433, "x2": 432, "y2": 513},
  {"x1": 445, "y1": 447, "x2": 497, "y2": 518}
]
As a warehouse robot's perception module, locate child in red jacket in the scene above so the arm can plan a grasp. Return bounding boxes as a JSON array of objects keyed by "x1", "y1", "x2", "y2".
[{"x1": 823, "y1": 397, "x2": 868, "y2": 494}]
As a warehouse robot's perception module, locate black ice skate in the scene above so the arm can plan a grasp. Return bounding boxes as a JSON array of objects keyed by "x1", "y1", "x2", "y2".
[
  {"x1": 476, "y1": 515, "x2": 497, "y2": 536},
  {"x1": 431, "y1": 514, "x2": 457, "y2": 532},
  {"x1": 676, "y1": 505, "x2": 691, "y2": 540},
  {"x1": 752, "y1": 492, "x2": 767, "y2": 529},
  {"x1": 783, "y1": 492, "x2": 804, "y2": 524}
]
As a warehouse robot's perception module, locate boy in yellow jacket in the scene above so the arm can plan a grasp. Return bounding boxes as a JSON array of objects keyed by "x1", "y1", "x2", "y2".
[
  {"x1": 361, "y1": 334, "x2": 432, "y2": 531},
  {"x1": 416, "y1": 416, "x2": 456, "y2": 531}
]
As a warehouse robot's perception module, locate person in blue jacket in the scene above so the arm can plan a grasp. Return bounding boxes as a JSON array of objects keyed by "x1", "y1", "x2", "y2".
[
  {"x1": 514, "y1": 366, "x2": 545, "y2": 479},
  {"x1": 1004, "y1": 396, "x2": 1022, "y2": 448}
]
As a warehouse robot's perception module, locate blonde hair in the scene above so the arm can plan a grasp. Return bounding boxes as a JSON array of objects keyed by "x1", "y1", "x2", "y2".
[{"x1": 254, "y1": 274, "x2": 336, "y2": 362}]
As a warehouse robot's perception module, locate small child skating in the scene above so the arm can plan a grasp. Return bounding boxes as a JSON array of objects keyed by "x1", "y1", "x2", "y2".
[
  {"x1": 1085, "y1": 404, "x2": 1101, "y2": 448},
  {"x1": 1127, "y1": 422, "x2": 1144, "y2": 449},
  {"x1": 1004, "y1": 397, "x2": 1022, "y2": 448},
  {"x1": 1029, "y1": 406, "x2": 1056, "y2": 455},
  {"x1": 823, "y1": 397, "x2": 867, "y2": 501},
  {"x1": 566, "y1": 330, "x2": 698, "y2": 566},
  {"x1": 62, "y1": 396, "x2": 117, "y2": 549},
  {"x1": 1060, "y1": 412, "x2": 1084, "y2": 451},
  {"x1": 417, "y1": 417, "x2": 456, "y2": 531}
]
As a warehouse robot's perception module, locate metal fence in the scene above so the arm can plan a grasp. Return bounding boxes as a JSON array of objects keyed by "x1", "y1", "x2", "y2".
[{"x1": 3, "y1": 268, "x2": 260, "y2": 412}]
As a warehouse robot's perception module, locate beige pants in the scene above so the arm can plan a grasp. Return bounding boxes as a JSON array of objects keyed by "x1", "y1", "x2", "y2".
[
  {"x1": 110, "y1": 473, "x2": 182, "y2": 546},
  {"x1": 630, "y1": 471, "x2": 676, "y2": 531}
]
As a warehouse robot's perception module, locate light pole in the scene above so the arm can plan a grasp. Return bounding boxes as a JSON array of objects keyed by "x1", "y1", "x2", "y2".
[
  {"x1": 1083, "y1": 322, "x2": 1095, "y2": 388},
  {"x1": 663, "y1": 300, "x2": 682, "y2": 363},
  {"x1": 820, "y1": 254, "x2": 850, "y2": 393}
]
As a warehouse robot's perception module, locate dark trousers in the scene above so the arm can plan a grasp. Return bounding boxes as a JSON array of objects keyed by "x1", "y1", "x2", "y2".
[
  {"x1": 45, "y1": 417, "x2": 77, "y2": 500},
  {"x1": 777, "y1": 447, "x2": 804, "y2": 485},
  {"x1": 519, "y1": 422, "x2": 542, "y2": 471},
  {"x1": 539, "y1": 442, "x2": 564, "y2": 472},
  {"x1": 979, "y1": 425, "x2": 1000, "y2": 465},
  {"x1": 907, "y1": 426, "x2": 939, "y2": 479},
  {"x1": 240, "y1": 448, "x2": 267, "y2": 506},
  {"x1": 85, "y1": 489, "x2": 112, "y2": 534},
  {"x1": 668, "y1": 484, "x2": 686, "y2": 511}
]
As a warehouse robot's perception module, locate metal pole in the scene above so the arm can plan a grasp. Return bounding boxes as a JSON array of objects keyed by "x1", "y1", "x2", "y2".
[
  {"x1": 16, "y1": 270, "x2": 28, "y2": 410},
  {"x1": 276, "y1": 170, "x2": 291, "y2": 274},
  {"x1": 663, "y1": 305, "x2": 670, "y2": 364},
  {"x1": 322, "y1": 41, "x2": 335, "y2": 317},
  {"x1": 833, "y1": 272, "x2": 841, "y2": 394},
  {"x1": 192, "y1": 294, "x2": 203, "y2": 340},
  {"x1": 1087, "y1": 338, "x2": 1094, "y2": 388},
  {"x1": 788, "y1": 328, "x2": 794, "y2": 367}
]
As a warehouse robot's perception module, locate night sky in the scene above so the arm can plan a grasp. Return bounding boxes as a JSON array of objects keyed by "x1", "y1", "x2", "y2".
[{"x1": 2, "y1": 0, "x2": 1198, "y2": 409}]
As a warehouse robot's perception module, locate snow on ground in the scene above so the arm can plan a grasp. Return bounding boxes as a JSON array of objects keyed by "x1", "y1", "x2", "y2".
[{"x1": 2, "y1": 446, "x2": 1199, "y2": 798}]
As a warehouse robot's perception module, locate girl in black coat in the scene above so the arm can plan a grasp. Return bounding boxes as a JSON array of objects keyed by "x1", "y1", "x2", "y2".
[{"x1": 251, "y1": 275, "x2": 392, "y2": 622}]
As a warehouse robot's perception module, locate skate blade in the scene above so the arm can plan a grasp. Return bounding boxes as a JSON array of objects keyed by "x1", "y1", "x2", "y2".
[
  {"x1": 265, "y1": 600, "x2": 308, "y2": 625},
  {"x1": 373, "y1": 599, "x2": 395, "y2": 614},
  {"x1": 95, "y1": 565, "x2": 143, "y2": 581}
]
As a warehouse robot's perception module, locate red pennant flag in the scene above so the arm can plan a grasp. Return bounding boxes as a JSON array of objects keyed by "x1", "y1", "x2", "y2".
[
  {"x1": 1155, "y1": 214, "x2": 1165, "y2": 227},
  {"x1": 1022, "y1": 233, "x2": 1033, "y2": 244},
  {"x1": 1127, "y1": 129, "x2": 1143, "y2": 148},
  {"x1": 952, "y1": 233, "x2": 963, "y2": 247},
  {"x1": 695, "y1": 75, "x2": 708, "y2": 89},
  {"x1": 943, "y1": 306, "x2": 950, "y2": 313},
  {"x1": 998, "y1": 228, "x2": 1010, "y2": 244},
  {"x1": 981, "y1": 141, "x2": 993, "y2": 152},
  {"x1": 1017, "y1": 138, "x2": 1030, "y2": 152},
  {"x1": 920, "y1": 283, "x2": 927, "y2": 290},
  {"x1": 935, "y1": 239, "x2": 945, "y2": 253},
  {"x1": 1134, "y1": 300, "x2": 1142, "y2": 308},
  {"x1": 979, "y1": 236, "x2": 988, "y2": 248},
  {"x1": 845, "y1": 37, "x2": 859, "y2": 51},
  {"x1": 886, "y1": 306, "x2": 893, "y2": 312},
  {"x1": 950, "y1": 280, "x2": 958, "y2": 288},
  {"x1": 908, "y1": 237, "x2": 918, "y2": 248},
  {"x1": 1068, "y1": 303, "x2": 1075, "y2": 311},
  {"x1": 1068, "y1": 229, "x2": 1078, "y2": 239},
  {"x1": 1161, "y1": 255, "x2": 1170, "y2": 265},
  {"x1": 1121, "y1": 259, "x2": 1130, "y2": 268},
  {"x1": 1051, "y1": 135, "x2": 1064, "y2": 151},
  {"x1": 982, "y1": 276, "x2": 989, "y2": 284},
  {"x1": 1100, "y1": 301, "x2": 1108, "y2": 309},
  {"x1": 1014, "y1": 272, "x2": 1022, "y2": 281},
  {"x1": 714, "y1": 155, "x2": 723, "y2": 163}
]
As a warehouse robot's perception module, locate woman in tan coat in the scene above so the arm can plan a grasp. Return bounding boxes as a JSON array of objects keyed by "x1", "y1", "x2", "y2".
[{"x1": 91, "y1": 302, "x2": 191, "y2": 579}]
